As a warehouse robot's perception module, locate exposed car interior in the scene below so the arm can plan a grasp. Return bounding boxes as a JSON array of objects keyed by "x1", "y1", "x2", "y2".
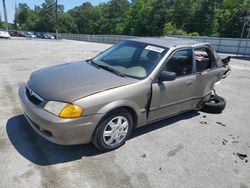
[
  {"x1": 92, "y1": 41, "x2": 167, "y2": 79},
  {"x1": 164, "y1": 49, "x2": 193, "y2": 76},
  {"x1": 195, "y1": 47, "x2": 212, "y2": 72}
]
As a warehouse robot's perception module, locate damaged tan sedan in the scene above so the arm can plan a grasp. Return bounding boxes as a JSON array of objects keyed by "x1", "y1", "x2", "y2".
[{"x1": 18, "y1": 37, "x2": 231, "y2": 151}]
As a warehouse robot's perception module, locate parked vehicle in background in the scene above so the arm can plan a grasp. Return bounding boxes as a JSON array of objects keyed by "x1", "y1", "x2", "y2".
[
  {"x1": 34, "y1": 32, "x2": 55, "y2": 39},
  {"x1": 18, "y1": 37, "x2": 231, "y2": 152},
  {"x1": 35, "y1": 32, "x2": 45, "y2": 39},
  {"x1": 11, "y1": 31, "x2": 28, "y2": 37},
  {"x1": 26, "y1": 32, "x2": 37, "y2": 38},
  {"x1": 0, "y1": 29, "x2": 10, "y2": 39},
  {"x1": 53, "y1": 34, "x2": 60, "y2": 39},
  {"x1": 44, "y1": 33, "x2": 55, "y2": 39},
  {"x1": 42, "y1": 33, "x2": 50, "y2": 39}
]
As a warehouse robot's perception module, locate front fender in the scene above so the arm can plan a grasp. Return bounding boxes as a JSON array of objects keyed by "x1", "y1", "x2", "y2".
[
  {"x1": 96, "y1": 99, "x2": 147, "y2": 128},
  {"x1": 74, "y1": 79, "x2": 152, "y2": 128}
]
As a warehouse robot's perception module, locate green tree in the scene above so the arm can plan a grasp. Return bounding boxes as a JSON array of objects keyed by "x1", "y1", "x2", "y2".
[
  {"x1": 90, "y1": 3, "x2": 109, "y2": 34},
  {"x1": 163, "y1": 22, "x2": 199, "y2": 36},
  {"x1": 58, "y1": 12, "x2": 78, "y2": 33},
  {"x1": 11, "y1": 0, "x2": 250, "y2": 38},
  {"x1": 148, "y1": 0, "x2": 174, "y2": 36},
  {"x1": 123, "y1": 0, "x2": 153, "y2": 36},
  {"x1": 172, "y1": 0, "x2": 195, "y2": 32},
  {"x1": 15, "y1": 3, "x2": 31, "y2": 28},
  {"x1": 163, "y1": 22, "x2": 186, "y2": 35},
  {"x1": 105, "y1": 0, "x2": 130, "y2": 34},
  {"x1": 216, "y1": 0, "x2": 250, "y2": 37},
  {"x1": 69, "y1": 2, "x2": 95, "y2": 34},
  {"x1": 35, "y1": 0, "x2": 60, "y2": 32},
  {"x1": 189, "y1": 0, "x2": 217, "y2": 36},
  {"x1": 21, "y1": 10, "x2": 40, "y2": 31}
]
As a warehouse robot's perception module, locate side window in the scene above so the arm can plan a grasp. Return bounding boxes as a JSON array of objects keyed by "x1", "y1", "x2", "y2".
[
  {"x1": 194, "y1": 47, "x2": 212, "y2": 72},
  {"x1": 164, "y1": 49, "x2": 193, "y2": 77}
]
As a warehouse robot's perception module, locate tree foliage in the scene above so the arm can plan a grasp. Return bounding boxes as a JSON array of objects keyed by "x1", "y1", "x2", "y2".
[{"x1": 14, "y1": 0, "x2": 250, "y2": 38}]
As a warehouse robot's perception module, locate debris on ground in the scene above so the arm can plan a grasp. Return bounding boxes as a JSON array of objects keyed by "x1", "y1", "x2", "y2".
[
  {"x1": 216, "y1": 122, "x2": 226, "y2": 126},
  {"x1": 232, "y1": 141, "x2": 239, "y2": 144},
  {"x1": 200, "y1": 121, "x2": 208, "y2": 125},
  {"x1": 233, "y1": 153, "x2": 248, "y2": 163},
  {"x1": 223, "y1": 139, "x2": 228, "y2": 143},
  {"x1": 222, "y1": 139, "x2": 228, "y2": 145},
  {"x1": 236, "y1": 153, "x2": 247, "y2": 160},
  {"x1": 141, "y1": 154, "x2": 146, "y2": 158},
  {"x1": 203, "y1": 115, "x2": 206, "y2": 118},
  {"x1": 159, "y1": 167, "x2": 162, "y2": 171},
  {"x1": 222, "y1": 135, "x2": 240, "y2": 145}
]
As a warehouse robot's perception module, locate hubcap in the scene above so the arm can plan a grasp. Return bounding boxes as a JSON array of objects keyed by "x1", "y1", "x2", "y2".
[{"x1": 103, "y1": 116, "x2": 129, "y2": 147}]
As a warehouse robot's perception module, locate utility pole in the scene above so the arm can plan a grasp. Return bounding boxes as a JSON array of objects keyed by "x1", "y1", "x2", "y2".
[
  {"x1": 15, "y1": 1, "x2": 18, "y2": 30},
  {"x1": 55, "y1": 0, "x2": 58, "y2": 40},
  {"x1": 3, "y1": 0, "x2": 8, "y2": 30},
  {"x1": 241, "y1": 16, "x2": 250, "y2": 38}
]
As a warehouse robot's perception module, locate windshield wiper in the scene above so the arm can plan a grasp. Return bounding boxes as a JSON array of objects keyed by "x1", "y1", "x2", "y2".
[
  {"x1": 86, "y1": 59, "x2": 101, "y2": 69},
  {"x1": 97, "y1": 65, "x2": 126, "y2": 77},
  {"x1": 86, "y1": 59, "x2": 126, "y2": 77}
]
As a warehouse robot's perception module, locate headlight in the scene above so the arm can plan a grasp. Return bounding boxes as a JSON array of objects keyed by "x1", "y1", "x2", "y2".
[{"x1": 44, "y1": 101, "x2": 84, "y2": 118}]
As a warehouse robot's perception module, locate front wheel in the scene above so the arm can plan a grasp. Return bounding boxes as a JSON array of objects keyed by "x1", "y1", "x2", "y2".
[{"x1": 92, "y1": 109, "x2": 133, "y2": 152}]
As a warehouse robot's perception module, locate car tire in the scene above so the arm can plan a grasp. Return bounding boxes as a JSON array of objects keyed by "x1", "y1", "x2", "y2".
[
  {"x1": 201, "y1": 95, "x2": 226, "y2": 114},
  {"x1": 92, "y1": 108, "x2": 133, "y2": 152}
]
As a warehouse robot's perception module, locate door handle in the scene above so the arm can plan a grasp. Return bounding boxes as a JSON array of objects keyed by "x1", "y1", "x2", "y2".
[{"x1": 186, "y1": 81, "x2": 193, "y2": 86}]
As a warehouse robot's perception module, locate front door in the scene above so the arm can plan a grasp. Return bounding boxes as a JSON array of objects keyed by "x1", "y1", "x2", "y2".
[{"x1": 148, "y1": 48, "x2": 197, "y2": 122}]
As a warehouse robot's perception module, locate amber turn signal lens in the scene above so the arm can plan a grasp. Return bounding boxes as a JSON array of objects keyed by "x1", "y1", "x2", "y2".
[{"x1": 59, "y1": 104, "x2": 84, "y2": 118}]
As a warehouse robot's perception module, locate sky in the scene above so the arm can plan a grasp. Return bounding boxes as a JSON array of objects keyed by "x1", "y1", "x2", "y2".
[{"x1": 0, "y1": 0, "x2": 109, "y2": 23}]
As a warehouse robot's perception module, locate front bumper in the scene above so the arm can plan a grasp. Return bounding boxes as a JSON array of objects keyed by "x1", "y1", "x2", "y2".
[{"x1": 18, "y1": 83, "x2": 103, "y2": 145}]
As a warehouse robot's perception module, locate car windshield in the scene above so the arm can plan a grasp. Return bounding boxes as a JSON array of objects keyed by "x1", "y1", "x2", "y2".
[{"x1": 91, "y1": 41, "x2": 168, "y2": 79}]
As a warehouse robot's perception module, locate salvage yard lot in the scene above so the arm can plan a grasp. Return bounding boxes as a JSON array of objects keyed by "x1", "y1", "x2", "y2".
[{"x1": 0, "y1": 39, "x2": 249, "y2": 188}]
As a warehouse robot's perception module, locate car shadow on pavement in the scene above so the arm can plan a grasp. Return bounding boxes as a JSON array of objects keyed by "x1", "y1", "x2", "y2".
[
  {"x1": 6, "y1": 115, "x2": 101, "y2": 166},
  {"x1": 130, "y1": 110, "x2": 200, "y2": 139},
  {"x1": 6, "y1": 111, "x2": 199, "y2": 166}
]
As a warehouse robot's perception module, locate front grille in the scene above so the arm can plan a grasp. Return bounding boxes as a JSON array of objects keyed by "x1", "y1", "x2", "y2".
[{"x1": 25, "y1": 85, "x2": 43, "y2": 105}]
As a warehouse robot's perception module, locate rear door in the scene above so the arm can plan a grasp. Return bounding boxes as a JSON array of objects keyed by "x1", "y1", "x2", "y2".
[
  {"x1": 194, "y1": 46, "x2": 222, "y2": 98},
  {"x1": 148, "y1": 48, "x2": 197, "y2": 122}
]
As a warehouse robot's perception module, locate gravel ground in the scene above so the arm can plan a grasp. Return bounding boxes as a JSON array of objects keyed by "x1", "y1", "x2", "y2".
[{"x1": 0, "y1": 38, "x2": 250, "y2": 188}]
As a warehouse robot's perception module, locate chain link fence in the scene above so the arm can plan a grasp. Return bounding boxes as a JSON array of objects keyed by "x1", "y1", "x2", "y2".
[{"x1": 57, "y1": 33, "x2": 250, "y2": 56}]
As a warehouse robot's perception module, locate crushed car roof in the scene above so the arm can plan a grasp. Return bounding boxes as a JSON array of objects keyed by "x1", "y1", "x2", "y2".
[{"x1": 128, "y1": 37, "x2": 203, "y2": 48}]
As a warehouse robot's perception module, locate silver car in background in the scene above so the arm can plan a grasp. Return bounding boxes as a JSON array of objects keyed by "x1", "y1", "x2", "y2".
[
  {"x1": 0, "y1": 29, "x2": 10, "y2": 39},
  {"x1": 18, "y1": 37, "x2": 231, "y2": 151}
]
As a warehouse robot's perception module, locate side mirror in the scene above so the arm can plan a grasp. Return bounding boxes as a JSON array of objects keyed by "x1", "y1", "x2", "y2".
[{"x1": 158, "y1": 71, "x2": 176, "y2": 82}]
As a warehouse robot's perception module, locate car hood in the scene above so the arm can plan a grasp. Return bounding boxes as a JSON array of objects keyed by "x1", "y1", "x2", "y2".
[{"x1": 28, "y1": 61, "x2": 138, "y2": 102}]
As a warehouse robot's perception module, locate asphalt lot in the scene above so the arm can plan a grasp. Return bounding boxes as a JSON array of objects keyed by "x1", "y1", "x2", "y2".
[{"x1": 0, "y1": 38, "x2": 250, "y2": 188}]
